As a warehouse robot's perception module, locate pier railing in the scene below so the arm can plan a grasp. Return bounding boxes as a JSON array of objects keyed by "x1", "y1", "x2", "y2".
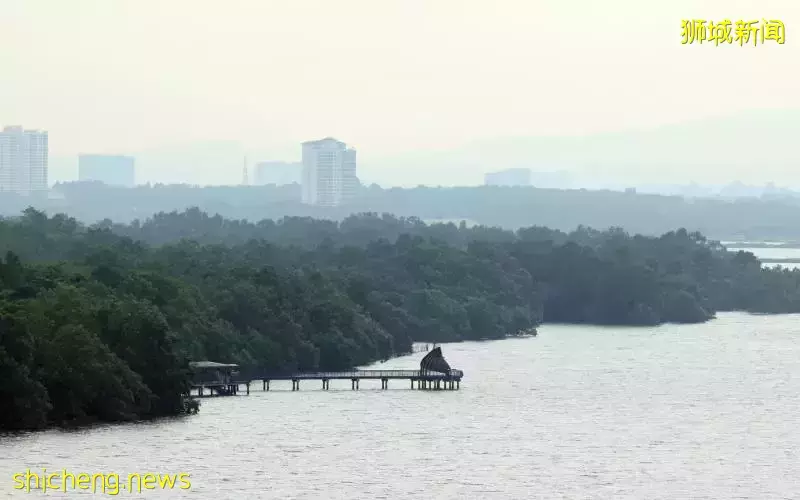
[
  {"x1": 191, "y1": 368, "x2": 464, "y2": 395},
  {"x1": 259, "y1": 369, "x2": 464, "y2": 380}
]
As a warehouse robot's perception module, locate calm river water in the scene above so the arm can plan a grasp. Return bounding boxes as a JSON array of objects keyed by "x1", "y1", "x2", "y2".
[{"x1": 2, "y1": 312, "x2": 800, "y2": 499}]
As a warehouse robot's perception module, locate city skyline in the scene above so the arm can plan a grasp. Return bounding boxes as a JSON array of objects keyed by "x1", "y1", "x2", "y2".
[
  {"x1": 3, "y1": 0, "x2": 799, "y2": 187},
  {"x1": 7, "y1": 117, "x2": 800, "y2": 200},
  {"x1": 24, "y1": 106, "x2": 797, "y2": 189}
]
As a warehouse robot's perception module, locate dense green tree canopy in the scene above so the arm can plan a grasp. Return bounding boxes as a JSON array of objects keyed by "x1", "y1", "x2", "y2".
[{"x1": 2, "y1": 207, "x2": 800, "y2": 430}]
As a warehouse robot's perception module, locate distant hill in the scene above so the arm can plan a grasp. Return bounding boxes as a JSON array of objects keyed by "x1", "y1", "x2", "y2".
[
  {"x1": 5, "y1": 181, "x2": 800, "y2": 242},
  {"x1": 367, "y1": 109, "x2": 800, "y2": 188}
]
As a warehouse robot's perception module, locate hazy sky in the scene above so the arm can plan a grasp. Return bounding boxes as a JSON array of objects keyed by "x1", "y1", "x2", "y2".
[{"x1": 2, "y1": 0, "x2": 798, "y2": 185}]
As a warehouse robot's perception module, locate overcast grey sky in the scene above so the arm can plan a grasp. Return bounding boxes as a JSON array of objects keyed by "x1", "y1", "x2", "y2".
[{"x1": 2, "y1": 0, "x2": 798, "y2": 185}]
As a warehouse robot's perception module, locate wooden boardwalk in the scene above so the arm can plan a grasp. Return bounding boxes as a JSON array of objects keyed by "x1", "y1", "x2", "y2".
[
  {"x1": 259, "y1": 369, "x2": 464, "y2": 391},
  {"x1": 189, "y1": 347, "x2": 463, "y2": 396},
  {"x1": 190, "y1": 369, "x2": 463, "y2": 396}
]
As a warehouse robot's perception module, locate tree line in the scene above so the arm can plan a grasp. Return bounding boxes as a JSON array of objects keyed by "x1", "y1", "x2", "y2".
[
  {"x1": 2, "y1": 208, "x2": 800, "y2": 430},
  {"x1": 7, "y1": 181, "x2": 800, "y2": 240}
]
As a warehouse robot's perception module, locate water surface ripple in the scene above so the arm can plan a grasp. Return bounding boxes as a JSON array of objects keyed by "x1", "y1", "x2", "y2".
[{"x1": 2, "y1": 312, "x2": 799, "y2": 499}]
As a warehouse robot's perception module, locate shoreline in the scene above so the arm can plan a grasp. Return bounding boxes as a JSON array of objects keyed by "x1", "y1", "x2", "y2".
[{"x1": 8, "y1": 310, "x2": 800, "y2": 434}]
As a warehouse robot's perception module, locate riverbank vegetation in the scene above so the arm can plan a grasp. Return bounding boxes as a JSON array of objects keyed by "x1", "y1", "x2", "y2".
[{"x1": 2, "y1": 208, "x2": 800, "y2": 430}]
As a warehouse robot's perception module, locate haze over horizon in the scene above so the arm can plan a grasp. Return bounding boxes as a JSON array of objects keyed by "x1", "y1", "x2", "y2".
[{"x1": 3, "y1": 0, "x2": 799, "y2": 187}]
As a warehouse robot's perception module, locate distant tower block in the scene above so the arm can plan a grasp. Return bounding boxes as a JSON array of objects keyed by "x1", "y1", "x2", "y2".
[
  {"x1": 301, "y1": 137, "x2": 358, "y2": 206},
  {"x1": 242, "y1": 156, "x2": 249, "y2": 185}
]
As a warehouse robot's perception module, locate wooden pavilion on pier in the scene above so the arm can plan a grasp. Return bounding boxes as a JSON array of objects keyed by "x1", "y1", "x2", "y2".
[{"x1": 189, "y1": 361, "x2": 249, "y2": 397}]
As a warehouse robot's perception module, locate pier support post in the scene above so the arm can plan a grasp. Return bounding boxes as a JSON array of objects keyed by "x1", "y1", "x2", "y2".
[
  {"x1": 411, "y1": 379, "x2": 414, "y2": 390},
  {"x1": 457, "y1": 380, "x2": 460, "y2": 390},
  {"x1": 199, "y1": 387, "x2": 203, "y2": 397},
  {"x1": 246, "y1": 382, "x2": 250, "y2": 395},
  {"x1": 263, "y1": 380, "x2": 266, "y2": 391}
]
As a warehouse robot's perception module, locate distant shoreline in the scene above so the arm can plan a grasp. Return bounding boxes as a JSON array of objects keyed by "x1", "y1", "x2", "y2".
[{"x1": 725, "y1": 242, "x2": 800, "y2": 249}]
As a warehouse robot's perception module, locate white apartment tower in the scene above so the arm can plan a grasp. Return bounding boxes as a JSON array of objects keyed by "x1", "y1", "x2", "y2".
[
  {"x1": 0, "y1": 126, "x2": 49, "y2": 195},
  {"x1": 301, "y1": 137, "x2": 358, "y2": 206}
]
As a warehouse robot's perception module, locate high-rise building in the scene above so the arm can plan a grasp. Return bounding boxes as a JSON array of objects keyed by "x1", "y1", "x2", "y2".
[
  {"x1": 0, "y1": 126, "x2": 48, "y2": 195},
  {"x1": 255, "y1": 161, "x2": 302, "y2": 186},
  {"x1": 341, "y1": 148, "x2": 358, "y2": 201},
  {"x1": 301, "y1": 137, "x2": 359, "y2": 206},
  {"x1": 484, "y1": 168, "x2": 531, "y2": 187},
  {"x1": 78, "y1": 155, "x2": 135, "y2": 187}
]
